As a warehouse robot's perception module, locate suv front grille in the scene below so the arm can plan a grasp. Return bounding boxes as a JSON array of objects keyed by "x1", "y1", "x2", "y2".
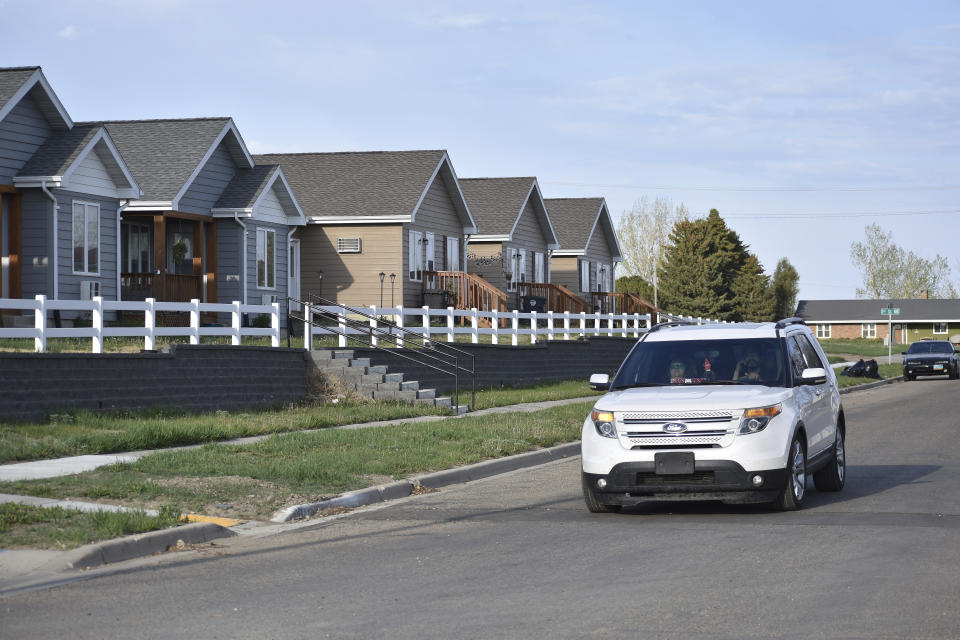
[
  {"x1": 636, "y1": 472, "x2": 716, "y2": 485},
  {"x1": 621, "y1": 410, "x2": 734, "y2": 422},
  {"x1": 616, "y1": 410, "x2": 741, "y2": 449}
]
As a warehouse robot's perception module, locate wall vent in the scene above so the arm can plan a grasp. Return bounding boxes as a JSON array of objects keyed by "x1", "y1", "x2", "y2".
[{"x1": 337, "y1": 237, "x2": 362, "y2": 253}]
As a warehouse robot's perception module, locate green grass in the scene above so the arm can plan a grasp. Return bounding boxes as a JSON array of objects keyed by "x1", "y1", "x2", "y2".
[
  {"x1": 819, "y1": 338, "x2": 893, "y2": 357},
  {"x1": 0, "y1": 502, "x2": 183, "y2": 550},
  {"x1": 0, "y1": 401, "x2": 594, "y2": 522},
  {"x1": 0, "y1": 335, "x2": 284, "y2": 353},
  {"x1": 835, "y1": 362, "x2": 902, "y2": 388},
  {"x1": 0, "y1": 378, "x2": 598, "y2": 464}
]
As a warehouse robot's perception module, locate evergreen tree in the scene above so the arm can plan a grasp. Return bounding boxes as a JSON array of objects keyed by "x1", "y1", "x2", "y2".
[
  {"x1": 731, "y1": 253, "x2": 775, "y2": 321},
  {"x1": 771, "y1": 258, "x2": 800, "y2": 319}
]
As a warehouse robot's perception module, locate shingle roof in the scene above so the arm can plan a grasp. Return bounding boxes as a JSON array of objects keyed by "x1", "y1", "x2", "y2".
[
  {"x1": 459, "y1": 177, "x2": 537, "y2": 235},
  {"x1": 0, "y1": 67, "x2": 39, "y2": 112},
  {"x1": 542, "y1": 197, "x2": 605, "y2": 251},
  {"x1": 77, "y1": 118, "x2": 233, "y2": 201},
  {"x1": 214, "y1": 164, "x2": 279, "y2": 209},
  {"x1": 17, "y1": 124, "x2": 101, "y2": 176},
  {"x1": 253, "y1": 150, "x2": 447, "y2": 218},
  {"x1": 796, "y1": 299, "x2": 960, "y2": 322}
]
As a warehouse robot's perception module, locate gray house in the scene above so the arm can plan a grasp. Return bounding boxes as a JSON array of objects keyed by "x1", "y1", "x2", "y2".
[
  {"x1": 543, "y1": 198, "x2": 622, "y2": 296},
  {"x1": 83, "y1": 118, "x2": 305, "y2": 317},
  {"x1": 254, "y1": 151, "x2": 478, "y2": 309},
  {"x1": 0, "y1": 66, "x2": 141, "y2": 309}
]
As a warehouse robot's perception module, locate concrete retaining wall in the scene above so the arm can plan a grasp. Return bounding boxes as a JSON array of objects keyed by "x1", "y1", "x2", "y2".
[
  {"x1": 348, "y1": 337, "x2": 637, "y2": 393},
  {"x1": 0, "y1": 345, "x2": 309, "y2": 422}
]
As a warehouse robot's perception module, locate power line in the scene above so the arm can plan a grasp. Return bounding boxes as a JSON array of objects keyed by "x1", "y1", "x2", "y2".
[
  {"x1": 542, "y1": 181, "x2": 960, "y2": 192},
  {"x1": 719, "y1": 209, "x2": 960, "y2": 220}
]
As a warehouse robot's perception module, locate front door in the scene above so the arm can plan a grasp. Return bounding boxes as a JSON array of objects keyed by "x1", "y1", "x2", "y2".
[
  {"x1": 0, "y1": 189, "x2": 22, "y2": 300},
  {"x1": 288, "y1": 239, "x2": 300, "y2": 311}
]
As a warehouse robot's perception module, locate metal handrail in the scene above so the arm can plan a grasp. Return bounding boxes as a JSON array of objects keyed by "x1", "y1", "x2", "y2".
[{"x1": 290, "y1": 295, "x2": 476, "y2": 410}]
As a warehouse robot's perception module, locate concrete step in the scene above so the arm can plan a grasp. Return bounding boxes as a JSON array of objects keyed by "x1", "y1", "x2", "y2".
[
  {"x1": 383, "y1": 373, "x2": 405, "y2": 383},
  {"x1": 416, "y1": 388, "x2": 436, "y2": 400},
  {"x1": 434, "y1": 396, "x2": 451, "y2": 408},
  {"x1": 348, "y1": 358, "x2": 371, "y2": 369},
  {"x1": 399, "y1": 380, "x2": 419, "y2": 391},
  {"x1": 332, "y1": 350, "x2": 354, "y2": 360},
  {"x1": 454, "y1": 404, "x2": 469, "y2": 416}
]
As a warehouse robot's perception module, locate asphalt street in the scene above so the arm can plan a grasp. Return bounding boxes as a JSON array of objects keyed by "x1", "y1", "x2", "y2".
[{"x1": 2, "y1": 378, "x2": 959, "y2": 639}]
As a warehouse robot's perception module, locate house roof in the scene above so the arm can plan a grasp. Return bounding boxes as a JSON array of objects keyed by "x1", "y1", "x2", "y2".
[
  {"x1": 459, "y1": 177, "x2": 559, "y2": 248},
  {"x1": 543, "y1": 197, "x2": 623, "y2": 260},
  {"x1": 253, "y1": 150, "x2": 476, "y2": 231},
  {"x1": 17, "y1": 124, "x2": 102, "y2": 176},
  {"x1": 796, "y1": 299, "x2": 960, "y2": 322},
  {"x1": 77, "y1": 118, "x2": 252, "y2": 203},
  {"x1": 213, "y1": 164, "x2": 306, "y2": 225},
  {"x1": 0, "y1": 66, "x2": 72, "y2": 131}
]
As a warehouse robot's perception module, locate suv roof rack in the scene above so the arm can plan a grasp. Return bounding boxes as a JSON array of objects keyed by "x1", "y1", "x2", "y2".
[
  {"x1": 647, "y1": 320, "x2": 698, "y2": 334},
  {"x1": 775, "y1": 317, "x2": 806, "y2": 329}
]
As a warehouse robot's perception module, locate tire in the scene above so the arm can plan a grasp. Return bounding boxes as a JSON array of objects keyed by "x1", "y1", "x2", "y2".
[
  {"x1": 813, "y1": 427, "x2": 845, "y2": 492},
  {"x1": 774, "y1": 434, "x2": 807, "y2": 511},
  {"x1": 904, "y1": 372, "x2": 914, "y2": 381},
  {"x1": 582, "y1": 472, "x2": 621, "y2": 513},
  {"x1": 951, "y1": 365, "x2": 959, "y2": 380}
]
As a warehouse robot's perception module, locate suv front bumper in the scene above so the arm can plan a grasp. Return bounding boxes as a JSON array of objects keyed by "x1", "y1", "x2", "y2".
[{"x1": 583, "y1": 461, "x2": 788, "y2": 505}]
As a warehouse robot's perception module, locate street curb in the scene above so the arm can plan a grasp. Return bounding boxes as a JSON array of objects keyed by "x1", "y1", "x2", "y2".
[
  {"x1": 270, "y1": 441, "x2": 581, "y2": 523},
  {"x1": 840, "y1": 375, "x2": 904, "y2": 394},
  {"x1": 57, "y1": 522, "x2": 236, "y2": 571}
]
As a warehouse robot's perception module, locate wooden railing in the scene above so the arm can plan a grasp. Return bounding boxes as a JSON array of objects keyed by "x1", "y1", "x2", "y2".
[
  {"x1": 424, "y1": 271, "x2": 508, "y2": 312},
  {"x1": 591, "y1": 292, "x2": 658, "y2": 316},
  {"x1": 518, "y1": 282, "x2": 590, "y2": 314},
  {"x1": 121, "y1": 273, "x2": 204, "y2": 302}
]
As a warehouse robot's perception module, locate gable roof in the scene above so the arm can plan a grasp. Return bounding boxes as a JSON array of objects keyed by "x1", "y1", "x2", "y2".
[
  {"x1": 254, "y1": 150, "x2": 477, "y2": 231},
  {"x1": 78, "y1": 118, "x2": 253, "y2": 207},
  {"x1": 459, "y1": 177, "x2": 559, "y2": 248},
  {"x1": 212, "y1": 164, "x2": 306, "y2": 225},
  {"x1": 0, "y1": 66, "x2": 72, "y2": 131},
  {"x1": 796, "y1": 299, "x2": 960, "y2": 322},
  {"x1": 13, "y1": 124, "x2": 140, "y2": 198},
  {"x1": 543, "y1": 197, "x2": 623, "y2": 260}
]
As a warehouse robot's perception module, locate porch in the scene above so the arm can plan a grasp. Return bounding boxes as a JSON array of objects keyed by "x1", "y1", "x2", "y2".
[
  {"x1": 120, "y1": 211, "x2": 218, "y2": 303},
  {"x1": 423, "y1": 270, "x2": 508, "y2": 312},
  {"x1": 591, "y1": 291, "x2": 658, "y2": 316}
]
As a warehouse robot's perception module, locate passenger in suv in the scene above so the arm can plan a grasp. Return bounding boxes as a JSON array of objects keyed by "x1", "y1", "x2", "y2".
[{"x1": 582, "y1": 318, "x2": 845, "y2": 513}]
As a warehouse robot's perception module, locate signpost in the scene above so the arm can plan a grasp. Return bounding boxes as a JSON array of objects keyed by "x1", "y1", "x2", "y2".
[{"x1": 881, "y1": 305, "x2": 900, "y2": 363}]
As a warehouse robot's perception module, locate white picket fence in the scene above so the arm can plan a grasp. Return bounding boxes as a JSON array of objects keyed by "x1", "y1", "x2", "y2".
[
  {"x1": 0, "y1": 295, "x2": 281, "y2": 353},
  {"x1": 303, "y1": 305, "x2": 654, "y2": 349}
]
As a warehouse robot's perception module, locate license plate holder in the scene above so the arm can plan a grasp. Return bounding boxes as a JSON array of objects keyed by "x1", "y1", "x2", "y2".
[
  {"x1": 934, "y1": 364, "x2": 944, "y2": 370},
  {"x1": 655, "y1": 452, "x2": 695, "y2": 475}
]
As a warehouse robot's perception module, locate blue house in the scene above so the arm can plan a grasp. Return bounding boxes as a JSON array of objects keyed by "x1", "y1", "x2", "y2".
[{"x1": 0, "y1": 67, "x2": 141, "y2": 307}]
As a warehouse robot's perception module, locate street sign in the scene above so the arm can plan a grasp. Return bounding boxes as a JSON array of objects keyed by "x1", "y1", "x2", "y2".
[{"x1": 881, "y1": 307, "x2": 900, "y2": 316}]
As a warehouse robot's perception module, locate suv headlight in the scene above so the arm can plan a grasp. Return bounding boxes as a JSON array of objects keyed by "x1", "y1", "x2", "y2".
[
  {"x1": 738, "y1": 404, "x2": 782, "y2": 434},
  {"x1": 592, "y1": 410, "x2": 617, "y2": 438}
]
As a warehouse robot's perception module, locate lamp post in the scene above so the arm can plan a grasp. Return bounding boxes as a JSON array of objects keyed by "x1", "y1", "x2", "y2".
[
  {"x1": 389, "y1": 273, "x2": 396, "y2": 307},
  {"x1": 316, "y1": 269, "x2": 324, "y2": 302},
  {"x1": 379, "y1": 271, "x2": 385, "y2": 307}
]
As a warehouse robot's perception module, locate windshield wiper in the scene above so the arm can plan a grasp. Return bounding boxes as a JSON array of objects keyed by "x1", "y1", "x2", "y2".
[
  {"x1": 611, "y1": 382, "x2": 668, "y2": 390},
  {"x1": 697, "y1": 380, "x2": 747, "y2": 385}
]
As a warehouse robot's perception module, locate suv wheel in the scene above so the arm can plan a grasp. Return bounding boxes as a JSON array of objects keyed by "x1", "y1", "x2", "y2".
[
  {"x1": 813, "y1": 428, "x2": 845, "y2": 492},
  {"x1": 775, "y1": 435, "x2": 806, "y2": 511},
  {"x1": 582, "y1": 473, "x2": 621, "y2": 513}
]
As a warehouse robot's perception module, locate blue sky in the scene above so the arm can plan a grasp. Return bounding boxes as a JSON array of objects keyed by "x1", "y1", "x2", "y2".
[{"x1": 4, "y1": 0, "x2": 958, "y2": 301}]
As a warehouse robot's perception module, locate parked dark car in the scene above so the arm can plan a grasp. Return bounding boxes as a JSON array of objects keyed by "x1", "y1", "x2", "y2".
[{"x1": 902, "y1": 340, "x2": 959, "y2": 380}]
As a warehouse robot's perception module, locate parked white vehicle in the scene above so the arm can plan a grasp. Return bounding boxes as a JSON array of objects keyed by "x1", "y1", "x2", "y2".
[{"x1": 581, "y1": 318, "x2": 845, "y2": 513}]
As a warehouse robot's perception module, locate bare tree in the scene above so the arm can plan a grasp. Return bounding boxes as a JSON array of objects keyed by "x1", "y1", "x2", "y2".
[
  {"x1": 616, "y1": 196, "x2": 689, "y2": 307},
  {"x1": 850, "y1": 224, "x2": 954, "y2": 298}
]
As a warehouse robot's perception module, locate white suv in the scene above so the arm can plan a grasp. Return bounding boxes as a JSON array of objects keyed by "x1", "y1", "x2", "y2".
[{"x1": 582, "y1": 318, "x2": 845, "y2": 513}]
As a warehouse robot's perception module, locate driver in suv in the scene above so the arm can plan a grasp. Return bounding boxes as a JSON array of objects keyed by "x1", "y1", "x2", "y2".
[{"x1": 582, "y1": 318, "x2": 845, "y2": 513}]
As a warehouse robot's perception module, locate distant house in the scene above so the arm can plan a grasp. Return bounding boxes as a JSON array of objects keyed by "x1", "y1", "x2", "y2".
[
  {"x1": 796, "y1": 299, "x2": 960, "y2": 345},
  {"x1": 0, "y1": 66, "x2": 141, "y2": 309},
  {"x1": 254, "y1": 151, "x2": 479, "y2": 309},
  {"x1": 86, "y1": 118, "x2": 305, "y2": 317}
]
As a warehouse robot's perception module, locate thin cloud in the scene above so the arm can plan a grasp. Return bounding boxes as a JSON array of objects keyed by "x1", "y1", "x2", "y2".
[{"x1": 58, "y1": 25, "x2": 78, "y2": 39}]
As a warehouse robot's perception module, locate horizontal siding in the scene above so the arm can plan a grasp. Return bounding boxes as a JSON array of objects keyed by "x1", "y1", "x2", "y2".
[
  {"x1": 55, "y1": 190, "x2": 119, "y2": 301},
  {"x1": 0, "y1": 95, "x2": 52, "y2": 185},
  {"x1": 178, "y1": 143, "x2": 236, "y2": 214},
  {"x1": 405, "y1": 177, "x2": 465, "y2": 306},
  {"x1": 19, "y1": 189, "x2": 52, "y2": 297},
  {"x1": 66, "y1": 147, "x2": 119, "y2": 199},
  {"x1": 551, "y1": 256, "x2": 579, "y2": 294},
  {"x1": 254, "y1": 184, "x2": 289, "y2": 226},
  {"x1": 247, "y1": 220, "x2": 290, "y2": 318},
  {"x1": 216, "y1": 219, "x2": 242, "y2": 305},
  {"x1": 465, "y1": 241, "x2": 506, "y2": 291},
  {"x1": 298, "y1": 224, "x2": 402, "y2": 308},
  {"x1": 510, "y1": 200, "x2": 549, "y2": 284},
  {"x1": 585, "y1": 222, "x2": 613, "y2": 266}
]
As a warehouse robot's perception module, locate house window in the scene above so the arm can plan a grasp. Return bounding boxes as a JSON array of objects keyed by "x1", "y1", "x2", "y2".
[
  {"x1": 816, "y1": 324, "x2": 831, "y2": 339},
  {"x1": 122, "y1": 222, "x2": 151, "y2": 273},
  {"x1": 337, "y1": 237, "x2": 361, "y2": 253},
  {"x1": 934, "y1": 322, "x2": 948, "y2": 334},
  {"x1": 579, "y1": 259, "x2": 590, "y2": 293},
  {"x1": 534, "y1": 252, "x2": 545, "y2": 282},
  {"x1": 72, "y1": 201, "x2": 100, "y2": 275},
  {"x1": 862, "y1": 323, "x2": 876, "y2": 339},
  {"x1": 256, "y1": 228, "x2": 276, "y2": 289},
  {"x1": 446, "y1": 237, "x2": 460, "y2": 271},
  {"x1": 409, "y1": 230, "x2": 433, "y2": 282}
]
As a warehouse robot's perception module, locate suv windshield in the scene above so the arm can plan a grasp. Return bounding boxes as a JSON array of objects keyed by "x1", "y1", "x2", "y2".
[
  {"x1": 906, "y1": 341, "x2": 953, "y2": 354},
  {"x1": 612, "y1": 338, "x2": 786, "y2": 388}
]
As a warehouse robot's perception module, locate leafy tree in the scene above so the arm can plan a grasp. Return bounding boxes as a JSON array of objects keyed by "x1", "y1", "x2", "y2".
[
  {"x1": 771, "y1": 258, "x2": 800, "y2": 319},
  {"x1": 850, "y1": 224, "x2": 955, "y2": 298},
  {"x1": 730, "y1": 254, "x2": 774, "y2": 321},
  {"x1": 658, "y1": 209, "x2": 747, "y2": 320},
  {"x1": 616, "y1": 196, "x2": 689, "y2": 306},
  {"x1": 615, "y1": 274, "x2": 655, "y2": 302}
]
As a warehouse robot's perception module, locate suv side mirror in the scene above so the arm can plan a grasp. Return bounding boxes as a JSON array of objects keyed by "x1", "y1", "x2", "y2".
[
  {"x1": 901, "y1": 351, "x2": 907, "y2": 355},
  {"x1": 589, "y1": 373, "x2": 610, "y2": 391},
  {"x1": 800, "y1": 367, "x2": 827, "y2": 385}
]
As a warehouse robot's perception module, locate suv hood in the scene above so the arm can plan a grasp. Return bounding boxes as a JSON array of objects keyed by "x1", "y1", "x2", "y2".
[{"x1": 597, "y1": 386, "x2": 793, "y2": 412}]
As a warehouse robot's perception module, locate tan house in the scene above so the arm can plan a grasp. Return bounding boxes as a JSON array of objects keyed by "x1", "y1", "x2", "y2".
[
  {"x1": 254, "y1": 150, "x2": 478, "y2": 308},
  {"x1": 796, "y1": 298, "x2": 960, "y2": 345},
  {"x1": 460, "y1": 177, "x2": 581, "y2": 311}
]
